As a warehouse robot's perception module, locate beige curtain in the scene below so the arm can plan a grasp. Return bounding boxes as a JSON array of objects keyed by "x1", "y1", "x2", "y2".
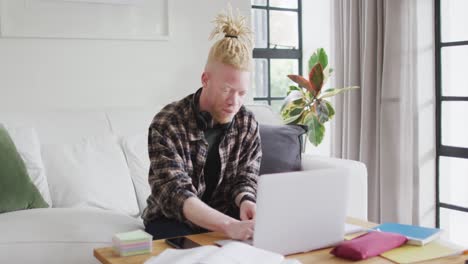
[{"x1": 331, "y1": 0, "x2": 429, "y2": 224}]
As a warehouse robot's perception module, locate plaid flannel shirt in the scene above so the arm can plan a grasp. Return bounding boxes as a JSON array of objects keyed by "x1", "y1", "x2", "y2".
[{"x1": 142, "y1": 92, "x2": 262, "y2": 227}]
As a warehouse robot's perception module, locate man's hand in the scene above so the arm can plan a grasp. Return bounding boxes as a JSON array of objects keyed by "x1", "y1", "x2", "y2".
[
  {"x1": 183, "y1": 196, "x2": 254, "y2": 241},
  {"x1": 240, "y1": 200, "x2": 256, "y2": 221},
  {"x1": 222, "y1": 219, "x2": 254, "y2": 241}
]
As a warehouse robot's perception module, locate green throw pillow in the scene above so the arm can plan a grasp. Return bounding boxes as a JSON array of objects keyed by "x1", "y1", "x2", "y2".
[{"x1": 0, "y1": 124, "x2": 48, "y2": 213}]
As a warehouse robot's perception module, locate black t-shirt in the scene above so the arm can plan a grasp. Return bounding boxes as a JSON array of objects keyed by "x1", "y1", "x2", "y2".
[
  {"x1": 201, "y1": 126, "x2": 224, "y2": 201},
  {"x1": 191, "y1": 88, "x2": 231, "y2": 201}
]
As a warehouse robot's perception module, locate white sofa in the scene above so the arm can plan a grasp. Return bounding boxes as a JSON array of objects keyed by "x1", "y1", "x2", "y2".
[{"x1": 0, "y1": 105, "x2": 367, "y2": 264}]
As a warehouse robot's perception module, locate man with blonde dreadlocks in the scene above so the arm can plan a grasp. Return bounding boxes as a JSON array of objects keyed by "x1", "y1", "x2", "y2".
[{"x1": 142, "y1": 8, "x2": 261, "y2": 241}]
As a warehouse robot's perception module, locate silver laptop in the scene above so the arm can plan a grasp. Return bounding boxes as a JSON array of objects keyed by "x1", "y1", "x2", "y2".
[{"x1": 218, "y1": 168, "x2": 349, "y2": 255}]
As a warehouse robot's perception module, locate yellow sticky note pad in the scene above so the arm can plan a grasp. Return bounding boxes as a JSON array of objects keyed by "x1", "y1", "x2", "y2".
[{"x1": 381, "y1": 239, "x2": 463, "y2": 263}]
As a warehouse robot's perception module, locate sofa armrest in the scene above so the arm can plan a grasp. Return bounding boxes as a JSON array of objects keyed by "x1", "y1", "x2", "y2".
[{"x1": 301, "y1": 154, "x2": 368, "y2": 220}]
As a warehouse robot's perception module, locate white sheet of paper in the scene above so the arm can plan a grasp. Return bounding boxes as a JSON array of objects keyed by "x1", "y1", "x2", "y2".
[
  {"x1": 143, "y1": 242, "x2": 302, "y2": 264},
  {"x1": 200, "y1": 241, "x2": 284, "y2": 264},
  {"x1": 143, "y1": 246, "x2": 218, "y2": 264},
  {"x1": 345, "y1": 223, "x2": 367, "y2": 234}
]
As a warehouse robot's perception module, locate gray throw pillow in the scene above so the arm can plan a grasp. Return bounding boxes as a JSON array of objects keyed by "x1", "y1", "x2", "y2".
[{"x1": 259, "y1": 124, "x2": 307, "y2": 175}]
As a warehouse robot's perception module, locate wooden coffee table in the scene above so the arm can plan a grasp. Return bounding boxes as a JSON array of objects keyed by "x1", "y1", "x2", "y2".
[{"x1": 94, "y1": 218, "x2": 468, "y2": 264}]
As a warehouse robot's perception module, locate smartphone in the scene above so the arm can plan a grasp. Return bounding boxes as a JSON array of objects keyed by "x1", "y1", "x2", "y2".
[{"x1": 165, "y1": 237, "x2": 201, "y2": 249}]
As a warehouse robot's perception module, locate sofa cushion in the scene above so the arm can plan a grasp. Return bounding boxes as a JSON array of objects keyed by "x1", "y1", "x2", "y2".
[
  {"x1": 0, "y1": 125, "x2": 48, "y2": 213},
  {"x1": 105, "y1": 108, "x2": 160, "y2": 138},
  {"x1": 246, "y1": 104, "x2": 282, "y2": 125},
  {"x1": 0, "y1": 208, "x2": 143, "y2": 264},
  {"x1": 42, "y1": 135, "x2": 139, "y2": 216},
  {"x1": 120, "y1": 133, "x2": 151, "y2": 215},
  {"x1": 259, "y1": 124, "x2": 307, "y2": 175}
]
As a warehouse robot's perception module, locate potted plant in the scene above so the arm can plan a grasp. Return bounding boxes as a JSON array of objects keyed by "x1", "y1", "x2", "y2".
[{"x1": 280, "y1": 48, "x2": 359, "y2": 146}]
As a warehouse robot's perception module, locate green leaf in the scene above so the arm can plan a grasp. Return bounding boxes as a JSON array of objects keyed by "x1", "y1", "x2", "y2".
[
  {"x1": 281, "y1": 102, "x2": 294, "y2": 117},
  {"x1": 315, "y1": 100, "x2": 330, "y2": 123},
  {"x1": 286, "y1": 85, "x2": 301, "y2": 95},
  {"x1": 291, "y1": 97, "x2": 303, "y2": 105},
  {"x1": 308, "y1": 53, "x2": 319, "y2": 73},
  {"x1": 297, "y1": 110, "x2": 309, "y2": 124},
  {"x1": 281, "y1": 90, "x2": 305, "y2": 114},
  {"x1": 303, "y1": 112, "x2": 325, "y2": 146},
  {"x1": 317, "y1": 48, "x2": 328, "y2": 69},
  {"x1": 289, "y1": 85, "x2": 301, "y2": 91},
  {"x1": 280, "y1": 100, "x2": 304, "y2": 125},
  {"x1": 324, "y1": 100, "x2": 335, "y2": 120},
  {"x1": 308, "y1": 90, "x2": 315, "y2": 101},
  {"x1": 280, "y1": 88, "x2": 306, "y2": 115},
  {"x1": 280, "y1": 101, "x2": 288, "y2": 113},
  {"x1": 318, "y1": 86, "x2": 359, "y2": 99},
  {"x1": 283, "y1": 115, "x2": 302, "y2": 124},
  {"x1": 282, "y1": 108, "x2": 303, "y2": 124},
  {"x1": 308, "y1": 48, "x2": 328, "y2": 72},
  {"x1": 290, "y1": 107, "x2": 303, "y2": 116}
]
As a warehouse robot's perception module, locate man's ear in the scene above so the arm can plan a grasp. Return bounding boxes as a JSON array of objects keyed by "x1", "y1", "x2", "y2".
[{"x1": 201, "y1": 72, "x2": 209, "y2": 87}]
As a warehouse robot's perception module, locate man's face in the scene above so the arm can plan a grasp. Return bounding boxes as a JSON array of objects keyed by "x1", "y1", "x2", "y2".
[{"x1": 202, "y1": 63, "x2": 250, "y2": 124}]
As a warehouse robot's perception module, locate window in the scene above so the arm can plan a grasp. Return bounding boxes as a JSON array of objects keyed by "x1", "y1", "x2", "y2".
[
  {"x1": 435, "y1": 0, "x2": 468, "y2": 246},
  {"x1": 251, "y1": 0, "x2": 302, "y2": 113}
]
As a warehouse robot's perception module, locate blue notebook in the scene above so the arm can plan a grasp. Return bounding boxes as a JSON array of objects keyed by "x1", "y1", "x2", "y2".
[{"x1": 373, "y1": 223, "x2": 441, "y2": 246}]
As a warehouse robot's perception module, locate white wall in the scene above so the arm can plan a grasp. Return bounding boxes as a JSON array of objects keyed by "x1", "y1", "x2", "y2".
[
  {"x1": 302, "y1": 0, "x2": 331, "y2": 156},
  {"x1": 0, "y1": 0, "x2": 250, "y2": 110}
]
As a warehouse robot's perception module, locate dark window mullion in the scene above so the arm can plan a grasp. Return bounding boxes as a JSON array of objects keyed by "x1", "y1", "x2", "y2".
[
  {"x1": 252, "y1": 98, "x2": 287, "y2": 102},
  {"x1": 439, "y1": 146, "x2": 468, "y2": 159},
  {"x1": 266, "y1": 0, "x2": 271, "y2": 105},
  {"x1": 440, "y1": 203, "x2": 468, "y2": 213},
  {"x1": 253, "y1": 49, "x2": 301, "y2": 59},
  {"x1": 255, "y1": 97, "x2": 286, "y2": 100},
  {"x1": 253, "y1": 97, "x2": 287, "y2": 101},
  {"x1": 298, "y1": 0, "x2": 303, "y2": 76},
  {"x1": 435, "y1": 0, "x2": 442, "y2": 228},
  {"x1": 440, "y1": 40, "x2": 468, "y2": 47},
  {"x1": 266, "y1": 0, "x2": 270, "y2": 50},
  {"x1": 252, "y1": 5, "x2": 299, "y2": 12},
  {"x1": 267, "y1": 58, "x2": 271, "y2": 105},
  {"x1": 441, "y1": 96, "x2": 468, "y2": 101}
]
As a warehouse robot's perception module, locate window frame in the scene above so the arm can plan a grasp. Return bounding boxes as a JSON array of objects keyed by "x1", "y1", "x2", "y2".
[
  {"x1": 251, "y1": 0, "x2": 303, "y2": 107},
  {"x1": 434, "y1": 0, "x2": 468, "y2": 227}
]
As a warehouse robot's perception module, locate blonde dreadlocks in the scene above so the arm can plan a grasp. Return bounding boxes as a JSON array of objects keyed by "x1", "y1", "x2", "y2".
[{"x1": 206, "y1": 5, "x2": 253, "y2": 71}]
